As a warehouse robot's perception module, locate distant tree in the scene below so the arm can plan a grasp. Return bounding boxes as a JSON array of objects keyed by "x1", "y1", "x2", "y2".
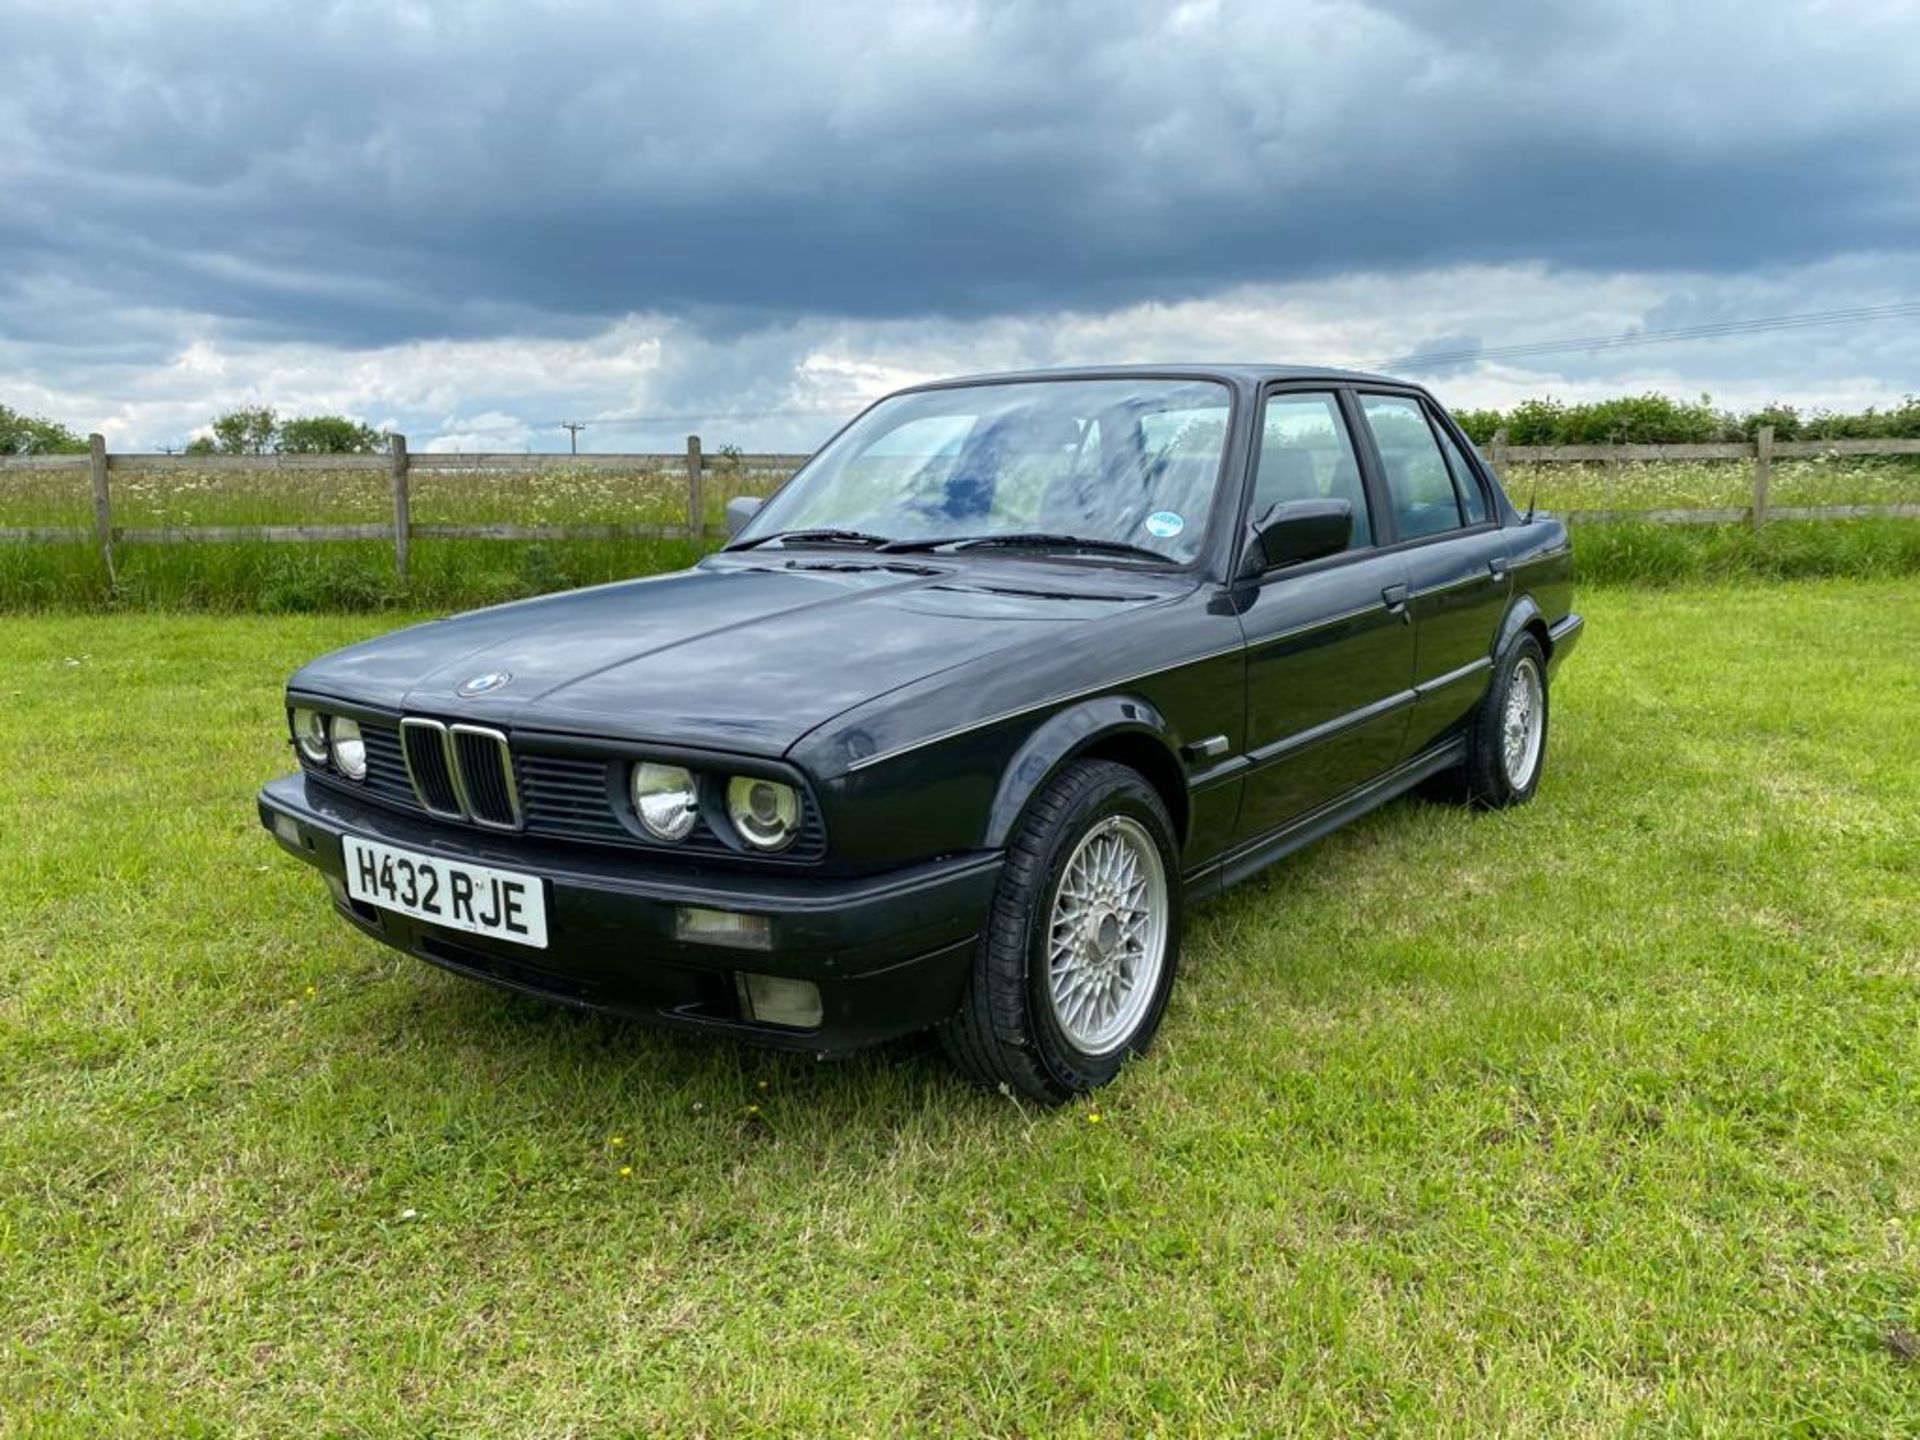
[
  {"x1": 1450, "y1": 408, "x2": 1502, "y2": 444},
  {"x1": 0, "y1": 402, "x2": 87, "y2": 455},
  {"x1": 1734, "y1": 403, "x2": 1802, "y2": 441},
  {"x1": 206, "y1": 406, "x2": 279, "y2": 454},
  {"x1": 276, "y1": 415, "x2": 389, "y2": 454},
  {"x1": 184, "y1": 436, "x2": 217, "y2": 455}
]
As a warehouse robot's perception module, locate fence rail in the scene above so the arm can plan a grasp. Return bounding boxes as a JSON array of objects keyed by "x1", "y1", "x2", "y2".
[{"x1": 3, "y1": 429, "x2": 1917, "y2": 581}]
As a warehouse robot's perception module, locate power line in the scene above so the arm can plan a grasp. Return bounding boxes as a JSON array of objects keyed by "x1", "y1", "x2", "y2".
[
  {"x1": 1385, "y1": 300, "x2": 1920, "y2": 372},
  {"x1": 587, "y1": 405, "x2": 853, "y2": 427}
]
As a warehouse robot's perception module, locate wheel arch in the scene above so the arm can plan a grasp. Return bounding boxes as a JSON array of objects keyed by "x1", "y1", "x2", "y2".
[
  {"x1": 983, "y1": 696, "x2": 1190, "y2": 853},
  {"x1": 1493, "y1": 591, "x2": 1552, "y2": 663}
]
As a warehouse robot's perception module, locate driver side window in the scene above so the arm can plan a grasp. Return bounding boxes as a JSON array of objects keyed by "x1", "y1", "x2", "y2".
[{"x1": 1252, "y1": 391, "x2": 1372, "y2": 550}]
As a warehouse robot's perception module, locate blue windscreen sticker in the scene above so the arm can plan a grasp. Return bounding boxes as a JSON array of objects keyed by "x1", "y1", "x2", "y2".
[{"x1": 1144, "y1": 511, "x2": 1185, "y2": 539}]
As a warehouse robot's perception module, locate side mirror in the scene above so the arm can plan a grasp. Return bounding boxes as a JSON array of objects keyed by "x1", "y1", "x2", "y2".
[
  {"x1": 1243, "y1": 498, "x2": 1352, "y2": 576},
  {"x1": 724, "y1": 495, "x2": 763, "y2": 538}
]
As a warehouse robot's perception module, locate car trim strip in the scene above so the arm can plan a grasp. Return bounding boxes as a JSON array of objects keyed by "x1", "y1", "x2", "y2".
[
  {"x1": 1241, "y1": 599, "x2": 1384, "y2": 654},
  {"x1": 1413, "y1": 655, "x2": 1493, "y2": 697},
  {"x1": 1243, "y1": 687, "x2": 1416, "y2": 769},
  {"x1": 1409, "y1": 571, "x2": 1490, "y2": 601},
  {"x1": 1186, "y1": 734, "x2": 1469, "y2": 893}
]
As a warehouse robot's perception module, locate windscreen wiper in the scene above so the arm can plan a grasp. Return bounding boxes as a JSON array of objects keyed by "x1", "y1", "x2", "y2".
[
  {"x1": 729, "y1": 528, "x2": 893, "y2": 552},
  {"x1": 881, "y1": 531, "x2": 1171, "y2": 562}
]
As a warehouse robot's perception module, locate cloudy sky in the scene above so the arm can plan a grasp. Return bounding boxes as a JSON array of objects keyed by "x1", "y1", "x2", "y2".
[{"x1": 3, "y1": 0, "x2": 1917, "y2": 451}]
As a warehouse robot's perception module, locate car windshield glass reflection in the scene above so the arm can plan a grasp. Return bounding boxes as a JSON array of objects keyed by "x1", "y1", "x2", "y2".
[{"x1": 735, "y1": 379, "x2": 1231, "y2": 564}]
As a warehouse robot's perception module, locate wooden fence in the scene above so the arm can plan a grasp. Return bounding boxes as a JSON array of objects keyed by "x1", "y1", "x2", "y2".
[
  {"x1": 0, "y1": 434, "x2": 805, "y2": 583},
  {"x1": 2, "y1": 427, "x2": 1917, "y2": 582},
  {"x1": 1490, "y1": 426, "x2": 1920, "y2": 527}
]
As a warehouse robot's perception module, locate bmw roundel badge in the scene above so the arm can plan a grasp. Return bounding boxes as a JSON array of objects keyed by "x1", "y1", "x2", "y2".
[{"x1": 457, "y1": 671, "x2": 512, "y2": 697}]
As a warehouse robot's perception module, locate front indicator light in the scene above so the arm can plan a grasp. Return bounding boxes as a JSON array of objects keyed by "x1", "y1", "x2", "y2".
[
  {"x1": 330, "y1": 717, "x2": 367, "y2": 780},
  {"x1": 633, "y1": 762, "x2": 699, "y2": 841},
  {"x1": 736, "y1": 972, "x2": 822, "y2": 1029},
  {"x1": 293, "y1": 707, "x2": 328, "y2": 764},
  {"x1": 676, "y1": 906, "x2": 772, "y2": 950},
  {"x1": 726, "y1": 775, "x2": 800, "y2": 851}
]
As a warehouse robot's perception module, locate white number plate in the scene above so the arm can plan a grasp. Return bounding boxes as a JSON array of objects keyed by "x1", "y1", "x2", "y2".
[{"x1": 342, "y1": 835, "x2": 548, "y2": 949}]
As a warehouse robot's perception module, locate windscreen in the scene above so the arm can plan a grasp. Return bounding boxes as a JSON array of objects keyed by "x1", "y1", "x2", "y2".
[{"x1": 739, "y1": 378, "x2": 1233, "y2": 563}]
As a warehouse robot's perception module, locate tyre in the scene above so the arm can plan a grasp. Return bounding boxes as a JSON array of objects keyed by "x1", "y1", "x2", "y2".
[
  {"x1": 1463, "y1": 631, "x2": 1549, "y2": 808},
  {"x1": 938, "y1": 758, "x2": 1181, "y2": 1103}
]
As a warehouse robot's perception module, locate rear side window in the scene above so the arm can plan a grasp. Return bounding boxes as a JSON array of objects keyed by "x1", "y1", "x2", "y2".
[
  {"x1": 1358, "y1": 393, "x2": 1464, "y2": 539},
  {"x1": 1431, "y1": 415, "x2": 1491, "y2": 525},
  {"x1": 1251, "y1": 391, "x2": 1371, "y2": 549}
]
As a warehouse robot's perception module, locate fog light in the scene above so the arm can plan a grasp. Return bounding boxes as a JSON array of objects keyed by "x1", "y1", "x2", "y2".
[
  {"x1": 272, "y1": 812, "x2": 301, "y2": 846},
  {"x1": 675, "y1": 906, "x2": 772, "y2": 950},
  {"x1": 737, "y1": 972, "x2": 823, "y2": 1029}
]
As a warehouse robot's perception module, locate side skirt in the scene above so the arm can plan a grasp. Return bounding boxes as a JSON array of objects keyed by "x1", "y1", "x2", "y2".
[{"x1": 1183, "y1": 736, "x2": 1468, "y2": 900}]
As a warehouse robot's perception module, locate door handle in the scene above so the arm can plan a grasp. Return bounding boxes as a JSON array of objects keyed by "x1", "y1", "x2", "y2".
[
  {"x1": 1381, "y1": 582, "x2": 1411, "y2": 622},
  {"x1": 1488, "y1": 559, "x2": 1509, "y2": 582}
]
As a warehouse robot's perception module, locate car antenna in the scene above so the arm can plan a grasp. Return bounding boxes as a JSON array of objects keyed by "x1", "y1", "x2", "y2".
[{"x1": 1524, "y1": 470, "x2": 1539, "y2": 523}]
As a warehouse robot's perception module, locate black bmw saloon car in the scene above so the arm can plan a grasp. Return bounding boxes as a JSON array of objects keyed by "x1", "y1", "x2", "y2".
[{"x1": 260, "y1": 365, "x2": 1581, "y2": 1101}]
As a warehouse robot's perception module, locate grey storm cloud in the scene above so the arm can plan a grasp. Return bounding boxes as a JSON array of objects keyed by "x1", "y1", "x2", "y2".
[{"x1": 4, "y1": 0, "x2": 1918, "y2": 355}]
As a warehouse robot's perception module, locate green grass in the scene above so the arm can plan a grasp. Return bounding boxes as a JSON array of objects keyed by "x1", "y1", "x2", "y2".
[{"x1": 2, "y1": 584, "x2": 1918, "y2": 1435}]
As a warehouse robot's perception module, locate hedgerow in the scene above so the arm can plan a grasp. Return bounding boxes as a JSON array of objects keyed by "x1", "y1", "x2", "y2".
[{"x1": 1451, "y1": 394, "x2": 1920, "y2": 446}]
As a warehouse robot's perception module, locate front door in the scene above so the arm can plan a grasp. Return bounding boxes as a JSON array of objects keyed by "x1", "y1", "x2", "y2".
[{"x1": 1233, "y1": 388, "x2": 1417, "y2": 840}]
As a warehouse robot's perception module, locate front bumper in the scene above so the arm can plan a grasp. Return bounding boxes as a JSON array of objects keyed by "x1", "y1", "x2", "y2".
[{"x1": 257, "y1": 774, "x2": 1000, "y2": 1051}]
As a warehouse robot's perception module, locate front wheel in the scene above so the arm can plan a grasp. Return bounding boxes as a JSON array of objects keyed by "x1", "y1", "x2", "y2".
[
  {"x1": 937, "y1": 759, "x2": 1182, "y2": 1104},
  {"x1": 1464, "y1": 632, "x2": 1550, "y2": 808}
]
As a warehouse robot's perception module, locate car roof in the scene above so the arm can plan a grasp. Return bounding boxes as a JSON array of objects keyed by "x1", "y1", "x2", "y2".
[{"x1": 899, "y1": 362, "x2": 1417, "y2": 392}]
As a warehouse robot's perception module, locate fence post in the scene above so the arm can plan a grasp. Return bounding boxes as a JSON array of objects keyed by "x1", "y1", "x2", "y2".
[
  {"x1": 1751, "y1": 425, "x2": 1773, "y2": 531},
  {"x1": 88, "y1": 432, "x2": 116, "y2": 589},
  {"x1": 686, "y1": 434, "x2": 703, "y2": 540},
  {"x1": 389, "y1": 433, "x2": 410, "y2": 578},
  {"x1": 1491, "y1": 427, "x2": 1510, "y2": 475}
]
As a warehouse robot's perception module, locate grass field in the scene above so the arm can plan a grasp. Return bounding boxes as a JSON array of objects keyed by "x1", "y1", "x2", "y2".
[{"x1": 2, "y1": 582, "x2": 1917, "y2": 1434}]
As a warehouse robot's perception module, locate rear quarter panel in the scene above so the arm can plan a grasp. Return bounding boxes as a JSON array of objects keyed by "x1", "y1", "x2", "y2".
[{"x1": 1505, "y1": 516, "x2": 1576, "y2": 628}]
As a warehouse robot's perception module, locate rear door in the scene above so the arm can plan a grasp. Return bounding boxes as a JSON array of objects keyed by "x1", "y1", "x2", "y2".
[
  {"x1": 1233, "y1": 387, "x2": 1415, "y2": 839},
  {"x1": 1353, "y1": 391, "x2": 1512, "y2": 753}
]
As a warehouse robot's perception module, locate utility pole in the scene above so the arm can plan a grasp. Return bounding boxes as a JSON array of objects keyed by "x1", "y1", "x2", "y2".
[{"x1": 559, "y1": 421, "x2": 587, "y2": 454}]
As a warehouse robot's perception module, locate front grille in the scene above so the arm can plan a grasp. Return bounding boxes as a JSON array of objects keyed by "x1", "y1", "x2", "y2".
[
  {"x1": 451, "y1": 726, "x2": 519, "y2": 828},
  {"x1": 333, "y1": 718, "x2": 825, "y2": 864},
  {"x1": 359, "y1": 723, "x2": 416, "y2": 808},
  {"x1": 517, "y1": 754, "x2": 629, "y2": 843},
  {"x1": 400, "y1": 719, "x2": 463, "y2": 817}
]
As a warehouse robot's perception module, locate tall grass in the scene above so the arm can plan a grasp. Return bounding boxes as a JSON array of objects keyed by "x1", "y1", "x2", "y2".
[
  {"x1": 1569, "y1": 517, "x2": 1920, "y2": 586},
  {"x1": 0, "y1": 538, "x2": 708, "y2": 613},
  {"x1": 2, "y1": 457, "x2": 1916, "y2": 611}
]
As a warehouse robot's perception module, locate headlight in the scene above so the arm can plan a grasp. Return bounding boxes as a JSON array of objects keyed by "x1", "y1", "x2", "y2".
[
  {"x1": 330, "y1": 717, "x2": 367, "y2": 780},
  {"x1": 293, "y1": 707, "x2": 328, "y2": 764},
  {"x1": 632, "y1": 762, "x2": 699, "y2": 841},
  {"x1": 727, "y1": 775, "x2": 800, "y2": 851}
]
